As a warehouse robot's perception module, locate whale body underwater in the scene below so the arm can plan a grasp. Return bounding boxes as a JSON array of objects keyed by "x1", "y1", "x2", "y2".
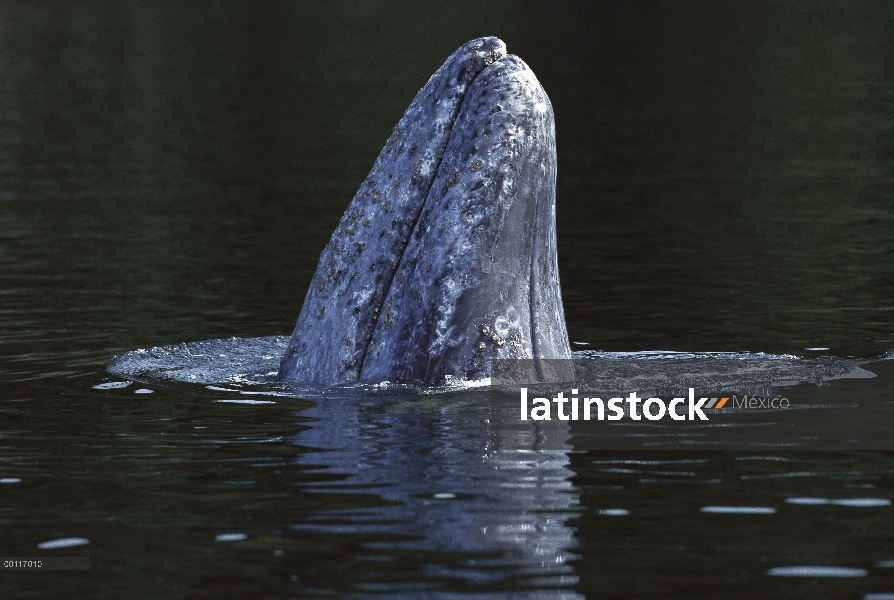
[{"x1": 277, "y1": 37, "x2": 573, "y2": 386}]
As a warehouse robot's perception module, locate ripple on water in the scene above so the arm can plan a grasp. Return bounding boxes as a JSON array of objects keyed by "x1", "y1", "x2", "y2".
[
  {"x1": 37, "y1": 537, "x2": 89, "y2": 550},
  {"x1": 106, "y1": 336, "x2": 869, "y2": 394},
  {"x1": 833, "y1": 498, "x2": 891, "y2": 507},
  {"x1": 214, "y1": 399, "x2": 276, "y2": 405},
  {"x1": 92, "y1": 381, "x2": 131, "y2": 389},
  {"x1": 785, "y1": 497, "x2": 891, "y2": 507},
  {"x1": 767, "y1": 566, "x2": 867, "y2": 577},
  {"x1": 701, "y1": 506, "x2": 776, "y2": 514}
]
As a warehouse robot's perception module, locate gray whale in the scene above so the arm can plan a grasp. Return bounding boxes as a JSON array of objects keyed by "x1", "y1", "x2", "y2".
[{"x1": 278, "y1": 37, "x2": 572, "y2": 385}]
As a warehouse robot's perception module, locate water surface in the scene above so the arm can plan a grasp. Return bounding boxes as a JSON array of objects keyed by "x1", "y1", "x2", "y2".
[{"x1": 2, "y1": 2, "x2": 894, "y2": 598}]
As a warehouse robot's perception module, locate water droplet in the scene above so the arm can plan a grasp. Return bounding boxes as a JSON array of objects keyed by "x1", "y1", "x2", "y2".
[{"x1": 494, "y1": 316, "x2": 510, "y2": 335}]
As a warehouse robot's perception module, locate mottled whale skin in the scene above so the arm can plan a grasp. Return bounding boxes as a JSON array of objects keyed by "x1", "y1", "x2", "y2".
[{"x1": 278, "y1": 37, "x2": 572, "y2": 385}]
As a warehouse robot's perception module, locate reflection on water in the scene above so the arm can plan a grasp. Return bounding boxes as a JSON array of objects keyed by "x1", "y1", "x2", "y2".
[{"x1": 292, "y1": 395, "x2": 581, "y2": 595}]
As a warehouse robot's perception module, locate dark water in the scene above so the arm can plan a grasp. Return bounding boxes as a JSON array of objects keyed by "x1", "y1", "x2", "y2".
[{"x1": 2, "y1": 2, "x2": 894, "y2": 598}]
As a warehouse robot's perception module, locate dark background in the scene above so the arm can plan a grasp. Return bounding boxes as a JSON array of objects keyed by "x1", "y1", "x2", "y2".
[{"x1": 2, "y1": 0, "x2": 892, "y2": 373}]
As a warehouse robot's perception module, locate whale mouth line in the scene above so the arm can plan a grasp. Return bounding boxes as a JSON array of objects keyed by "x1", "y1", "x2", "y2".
[{"x1": 356, "y1": 53, "x2": 511, "y2": 375}]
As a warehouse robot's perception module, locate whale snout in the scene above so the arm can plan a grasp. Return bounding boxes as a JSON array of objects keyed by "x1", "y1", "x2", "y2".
[{"x1": 278, "y1": 37, "x2": 571, "y2": 385}]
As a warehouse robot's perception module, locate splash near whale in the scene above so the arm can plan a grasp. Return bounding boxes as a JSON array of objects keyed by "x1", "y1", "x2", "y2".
[{"x1": 277, "y1": 37, "x2": 573, "y2": 385}]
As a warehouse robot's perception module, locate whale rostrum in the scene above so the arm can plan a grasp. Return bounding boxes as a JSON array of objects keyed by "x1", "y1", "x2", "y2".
[{"x1": 278, "y1": 37, "x2": 572, "y2": 385}]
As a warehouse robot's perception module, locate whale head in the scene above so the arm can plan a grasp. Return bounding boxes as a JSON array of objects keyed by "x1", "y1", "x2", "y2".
[{"x1": 278, "y1": 37, "x2": 572, "y2": 385}]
